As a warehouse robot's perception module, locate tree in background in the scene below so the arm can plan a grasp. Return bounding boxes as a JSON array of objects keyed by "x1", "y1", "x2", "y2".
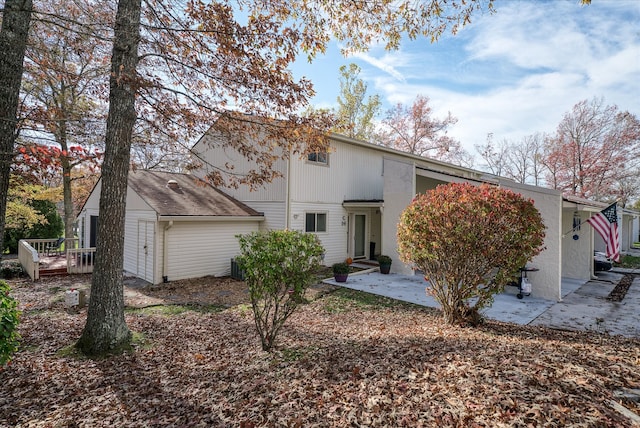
[
  {"x1": 19, "y1": 0, "x2": 110, "y2": 243},
  {"x1": 476, "y1": 133, "x2": 508, "y2": 177},
  {"x1": 398, "y1": 183, "x2": 545, "y2": 325},
  {"x1": 477, "y1": 132, "x2": 546, "y2": 185},
  {"x1": 130, "y1": 129, "x2": 189, "y2": 172},
  {"x1": 379, "y1": 94, "x2": 471, "y2": 166},
  {"x1": 236, "y1": 230, "x2": 324, "y2": 351},
  {"x1": 334, "y1": 63, "x2": 381, "y2": 141},
  {"x1": 0, "y1": 0, "x2": 32, "y2": 258},
  {"x1": 543, "y1": 98, "x2": 640, "y2": 203},
  {"x1": 3, "y1": 178, "x2": 63, "y2": 254},
  {"x1": 513, "y1": 133, "x2": 546, "y2": 186}
]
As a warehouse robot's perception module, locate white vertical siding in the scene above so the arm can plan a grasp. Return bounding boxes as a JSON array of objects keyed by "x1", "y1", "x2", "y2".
[
  {"x1": 164, "y1": 220, "x2": 260, "y2": 281},
  {"x1": 123, "y1": 210, "x2": 156, "y2": 281},
  {"x1": 82, "y1": 180, "x2": 158, "y2": 282},
  {"x1": 288, "y1": 201, "x2": 348, "y2": 265},
  {"x1": 289, "y1": 141, "x2": 384, "y2": 203},
  {"x1": 83, "y1": 180, "x2": 102, "y2": 211},
  {"x1": 240, "y1": 201, "x2": 286, "y2": 231},
  {"x1": 192, "y1": 135, "x2": 287, "y2": 201}
]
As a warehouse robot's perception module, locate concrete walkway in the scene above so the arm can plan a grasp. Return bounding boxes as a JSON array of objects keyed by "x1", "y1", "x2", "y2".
[{"x1": 323, "y1": 268, "x2": 640, "y2": 338}]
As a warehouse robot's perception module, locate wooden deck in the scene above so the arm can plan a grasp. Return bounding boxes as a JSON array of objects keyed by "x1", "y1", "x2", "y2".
[
  {"x1": 39, "y1": 254, "x2": 70, "y2": 277},
  {"x1": 18, "y1": 239, "x2": 96, "y2": 280}
]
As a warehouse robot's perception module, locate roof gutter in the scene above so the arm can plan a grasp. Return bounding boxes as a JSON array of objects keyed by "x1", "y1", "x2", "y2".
[{"x1": 157, "y1": 215, "x2": 265, "y2": 222}]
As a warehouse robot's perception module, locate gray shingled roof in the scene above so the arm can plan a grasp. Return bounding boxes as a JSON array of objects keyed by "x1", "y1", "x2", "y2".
[{"x1": 127, "y1": 170, "x2": 261, "y2": 217}]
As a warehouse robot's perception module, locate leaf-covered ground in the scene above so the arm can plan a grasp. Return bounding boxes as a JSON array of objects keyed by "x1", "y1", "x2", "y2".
[{"x1": 1, "y1": 276, "x2": 639, "y2": 427}]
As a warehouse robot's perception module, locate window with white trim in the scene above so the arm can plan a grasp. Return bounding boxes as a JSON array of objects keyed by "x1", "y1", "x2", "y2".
[
  {"x1": 305, "y1": 212, "x2": 327, "y2": 232},
  {"x1": 307, "y1": 150, "x2": 329, "y2": 165}
]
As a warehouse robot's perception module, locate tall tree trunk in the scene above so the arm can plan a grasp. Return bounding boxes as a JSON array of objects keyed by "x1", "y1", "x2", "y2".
[
  {"x1": 0, "y1": 0, "x2": 32, "y2": 258},
  {"x1": 56, "y1": 117, "x2": 75, "y2": 243},
  {"x1": 61, "y1": 154, "x2": 74, "y2": 242},
  {"x1": 77, "y1": 0, "x2": 141, "y2": 356}
]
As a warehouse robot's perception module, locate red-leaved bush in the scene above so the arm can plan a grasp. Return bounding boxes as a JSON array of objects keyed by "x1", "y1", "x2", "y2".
[{"x1": 397, "y1": 183, "x2": 546, "y2": 325}]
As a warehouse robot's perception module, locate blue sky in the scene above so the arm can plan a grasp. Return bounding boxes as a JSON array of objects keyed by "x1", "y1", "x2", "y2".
[{"x1": 291, "y1": 0, "x2": 640, "y2": 162}]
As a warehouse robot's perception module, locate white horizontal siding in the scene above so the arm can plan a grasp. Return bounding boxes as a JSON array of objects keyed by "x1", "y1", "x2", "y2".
[{"x1": 165, "y1": 220, "x2": 260, "y2": 281}]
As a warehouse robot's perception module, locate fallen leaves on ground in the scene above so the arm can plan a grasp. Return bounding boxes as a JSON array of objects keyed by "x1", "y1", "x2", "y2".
[
  {"x1": 608, "y1": 274, "x2": 635, "y2": 302},
  {"x1": 1, "y1": 277, "x2": 639, "y2": 427}
]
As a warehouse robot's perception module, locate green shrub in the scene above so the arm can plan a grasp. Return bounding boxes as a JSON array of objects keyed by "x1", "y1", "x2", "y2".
[
  {"x1": 332, "y1": 262, "x2": 350, "y2": 274},
  {"x1": 0, "y1": 260, "x2": 23, "y2": 279},
  {"x1": 398, "y1": 183, "x2": 546, "y2": 326},
  {"x1": 0, "y1": 280, "x2": 20, "y2": 366},
  {"x1": 377, "y1": 255, "x2": 392, "y2": 265},
  {"x1": 236, "y1": 230, "x2": 324, "y2": 351},
  {"x1": 3, "y1": 199, "x2": 63, "y2": 254}
]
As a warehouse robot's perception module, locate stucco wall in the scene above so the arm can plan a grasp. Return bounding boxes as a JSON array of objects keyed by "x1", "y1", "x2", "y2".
[
  {"x1": 381, "y1": 160, "x2": 563, "y2": 301},
  {"x1": 501, "y1": 181, "x2": 562, "y2": 301},
  {"x1": 621, "y1": 212, "x2": 639, "y2": 252},
  {"x1": 561, "y1": 209, "x2": 592, "y2": 281},
  {"x1": 382, "y1": 157, "x2": 415, "y2": 275}
]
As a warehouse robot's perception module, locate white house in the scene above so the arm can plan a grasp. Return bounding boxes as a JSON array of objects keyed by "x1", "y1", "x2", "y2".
[
  {"x1": 77, "y1": 170, "x2": 263, "y2": 284},
  {"x1": 78, "y1": 124, "x2": 636, "y2": 298},
  {"x1": 193, "y1": 129, "x2": 566, "y2": 300}
]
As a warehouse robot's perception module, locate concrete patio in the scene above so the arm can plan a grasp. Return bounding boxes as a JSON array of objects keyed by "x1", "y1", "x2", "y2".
[{"x1": 323, "y1": 268, "x2": 640, "y2": 338}]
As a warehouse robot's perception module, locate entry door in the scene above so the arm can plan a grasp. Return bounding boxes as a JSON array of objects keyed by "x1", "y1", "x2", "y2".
[
  {"x1": 353, "y1": 214, "x2": 367, "y2": 259},
  {"x1": 137, "y1": 220, "x2": 155, "y2": 283},
  {"x1": 89, "y1": 215, "x2": 99, "y2": 247}
]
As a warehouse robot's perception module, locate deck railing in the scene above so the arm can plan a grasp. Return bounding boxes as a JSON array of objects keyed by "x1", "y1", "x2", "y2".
[
  {"x1": 17, "y1": 238, "x2": 95, "y2": 279},
  {"x1": 18, "y1": 239, "x2": 41, "y2": 281},
  {"x1": 67, "y1": 247, "x2": 96, "y2": 274}
]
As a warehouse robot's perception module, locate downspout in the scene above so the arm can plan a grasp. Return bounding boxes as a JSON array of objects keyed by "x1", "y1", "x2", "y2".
[
  {"x1": 285, "y1": 150, "x2": 292, "y2": 229},
  {"x1": 162, "y1": 220, "x2": 173, "y2": 283}
]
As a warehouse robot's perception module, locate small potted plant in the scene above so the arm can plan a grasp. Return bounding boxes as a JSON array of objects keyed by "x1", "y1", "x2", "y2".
[
  {"x1": 377, "y1": 255, "x2": 392, "y2": 274},
  {"x1": 332, "y1": 262, "x2": 350, "y2": 282}
]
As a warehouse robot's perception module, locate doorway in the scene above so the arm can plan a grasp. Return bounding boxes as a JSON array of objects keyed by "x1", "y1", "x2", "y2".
[
  {"x1": 349, "y1": 213, "x2": 368, "y2": 260},
  {"x1": 89, "y1": 215, "x2": 99, "y2": 247},
  {"x1": 137, "y1": 220, "x2": 155, "y2": 283}
]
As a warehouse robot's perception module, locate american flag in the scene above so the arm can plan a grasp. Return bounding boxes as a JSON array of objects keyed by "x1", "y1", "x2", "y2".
[{"x1": 586, "y1": 203, "x2": 620, "y2": 263}]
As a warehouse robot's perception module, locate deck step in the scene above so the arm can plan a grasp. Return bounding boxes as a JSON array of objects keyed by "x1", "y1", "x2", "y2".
[{"x1": 40, "y1": 267, "x2": 69, "y2": 277}]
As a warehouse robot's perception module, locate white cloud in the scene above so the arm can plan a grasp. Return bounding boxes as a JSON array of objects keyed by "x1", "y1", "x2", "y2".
[
  {"x1": 366, "y1": 0, "x2": 640, "y2": 157},
  {"x1": 350, "y1": 50, "x2": 409, "y2": 82},
  {"x1": 299, "y1": 0, "x2": 640, "y2": 162}
]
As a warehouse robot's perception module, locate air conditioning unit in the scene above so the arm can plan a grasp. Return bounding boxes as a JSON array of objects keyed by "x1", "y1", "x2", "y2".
[{"x1": 230, "y1": 258, "x2": 245, "y2": 281}]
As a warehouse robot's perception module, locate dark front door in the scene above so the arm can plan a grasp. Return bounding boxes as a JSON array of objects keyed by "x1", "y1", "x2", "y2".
[{"x1": 90, "y1": 215, "x2": 99, "y2": 247}]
